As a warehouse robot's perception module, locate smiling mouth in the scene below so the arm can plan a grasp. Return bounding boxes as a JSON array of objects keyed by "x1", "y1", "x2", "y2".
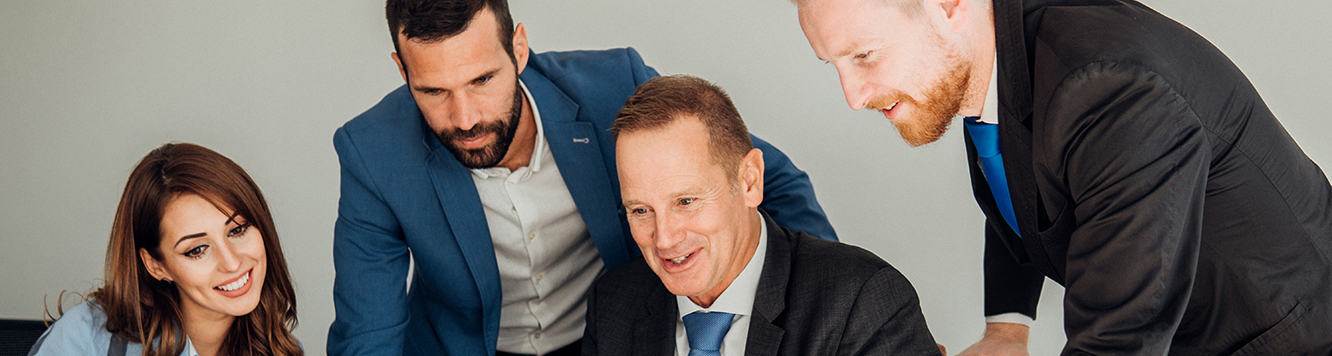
[
  {"x1": 668, "y1": 253, "x2": 693, "y2": 265},
  {"x1": 215, "y1": 270, "x2": 250, "y2": 292}
]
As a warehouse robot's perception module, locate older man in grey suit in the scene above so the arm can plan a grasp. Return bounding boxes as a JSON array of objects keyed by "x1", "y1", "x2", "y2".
[{"x1": 581, "y1": 75, "x2": 941, "y2": 356}]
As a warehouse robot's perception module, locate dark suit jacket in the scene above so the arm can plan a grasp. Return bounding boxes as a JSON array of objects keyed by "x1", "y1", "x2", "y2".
[
  {"x1": 976, "y1": 0, "x2": 1332, "y2": 354},
  {"x1": 328, "y1": 48, "x2": 840, "y2": 356},
  {"x1": 583, "y1": 211, "x2": 938, "y2": 356}
]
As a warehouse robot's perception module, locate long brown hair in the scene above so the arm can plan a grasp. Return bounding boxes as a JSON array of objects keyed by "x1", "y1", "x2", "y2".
[{"x1": 88, "y1": 142, "x2": 302, "y2": 356}]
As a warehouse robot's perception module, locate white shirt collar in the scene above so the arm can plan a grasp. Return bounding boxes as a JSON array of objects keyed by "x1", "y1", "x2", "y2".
[
  {"x1": 471, "y1": 80, "x2": 545, "y2": 179},
  {"x1": 974, "y1": 55, "x2": 1001, "y2": 124},
  {"x1": 183, "y1": 338, "x2": 199, "y2": 356},
  {"x1": 676, "y1": 210, "x2": 768, "y2": 317}
]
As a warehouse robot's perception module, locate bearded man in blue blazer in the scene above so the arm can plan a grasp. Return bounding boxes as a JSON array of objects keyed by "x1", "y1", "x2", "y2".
[{"x1": 328, "y1": 1, "x2": 839, "y2": 355}]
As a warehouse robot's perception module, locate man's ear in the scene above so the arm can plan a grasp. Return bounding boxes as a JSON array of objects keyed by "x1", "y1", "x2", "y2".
[
  {"x1": 392, "y1": 52, "x2": 408, "y2": 84},
  {"x1": 738, "y1": 148, "x2": 765, "y2": 208},
  {"x1": 139, "y1": 248, "x2": 171, "y2": 282},
  {"x1": 936, "y1": 0, "x2": 971, "y2": 34},
  {"x1": 512, "y1": 22, "x2": 530, "y2": 75}
]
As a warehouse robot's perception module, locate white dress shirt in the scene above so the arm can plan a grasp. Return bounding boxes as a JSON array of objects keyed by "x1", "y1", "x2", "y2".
[
  {"x1": 674, "y1": 211, "x2": 768, "y2": 356},
  {"x1": 475, "y1": 81, "x2": 604, "y2": 354},
  {"x1": 971, "y1": 56, "x2": 1035, "y2": 327}
]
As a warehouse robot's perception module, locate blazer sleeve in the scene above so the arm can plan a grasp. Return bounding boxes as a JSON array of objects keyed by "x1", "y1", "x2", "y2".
[
  {"x1": 328, "y1": 127, "x2": 413, "y2": 356},
  {"x1": 623, "y1": 47, "x2": 658, "y2": 85},
  {"x1": 752, "y1": 136, "x2": 840, "y2": 241},
  {"x1": 982, "y1": 222, "x2": 1045, "y2": 319},
  {"x1": 1042, "y1": 62, "x2": 1207, "y2": 355},
  {"x1": 841, "y1": 266, "x2": 939, "y2": 356}
]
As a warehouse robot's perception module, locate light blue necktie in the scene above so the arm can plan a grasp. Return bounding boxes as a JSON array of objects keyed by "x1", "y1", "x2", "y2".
[
  {"x1": 683, "y1": 311, "x2": 734, "y2": 356},
  {"x1": 963, "y1": 117, "x2": 1021, "y2": 237}
]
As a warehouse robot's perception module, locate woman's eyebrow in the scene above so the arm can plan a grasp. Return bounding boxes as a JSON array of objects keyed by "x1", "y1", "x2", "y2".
[{"x1": 173, "y1": 232, "x2": 207, "y2": 248}]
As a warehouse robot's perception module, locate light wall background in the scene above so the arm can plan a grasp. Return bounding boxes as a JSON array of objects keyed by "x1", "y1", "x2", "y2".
[{"x1": 2, "y1": 0, "x2": 1327, "y2": 354}]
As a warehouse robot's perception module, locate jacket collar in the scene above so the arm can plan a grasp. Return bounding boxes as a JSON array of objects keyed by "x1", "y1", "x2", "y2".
[
  {"x1": 745, "y1": 210, "x2": 789, "y2": 356},
  {"x1": 969, "y1": 0, "x2": 1041, "y2": 260}
]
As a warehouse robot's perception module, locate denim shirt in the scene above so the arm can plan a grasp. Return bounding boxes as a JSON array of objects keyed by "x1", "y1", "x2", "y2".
[{"x1": 28, "y1": 301, "x2": 197, "y2": 356}]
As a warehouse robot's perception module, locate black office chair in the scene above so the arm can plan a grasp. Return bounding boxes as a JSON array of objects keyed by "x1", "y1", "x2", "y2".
[{"x1": 0, "y1": 319, "x2": 49, "y2": 356}]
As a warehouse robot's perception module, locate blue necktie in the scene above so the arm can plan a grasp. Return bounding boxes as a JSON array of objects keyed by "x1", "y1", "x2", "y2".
[
  {"x1": 682, "y1": 311, "x2": 734, "y2": 356},
  {"x1": 963, "y1": 117, "x2": 1021, "y2": 237}
]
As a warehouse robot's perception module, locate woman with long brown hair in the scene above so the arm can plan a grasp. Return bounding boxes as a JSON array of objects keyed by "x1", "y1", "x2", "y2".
[{"x1": 30, "y1": 142, "x2": 302, "y2": 356}]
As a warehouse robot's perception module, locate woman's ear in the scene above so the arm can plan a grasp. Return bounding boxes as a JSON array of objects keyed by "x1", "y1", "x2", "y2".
[{"x1": 139, "y1": 248, "x2": 172, "y2": 282}]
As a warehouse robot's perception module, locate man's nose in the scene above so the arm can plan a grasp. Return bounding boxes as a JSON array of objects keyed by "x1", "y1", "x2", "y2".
[
  {"x1": 838, "y1": 67, "x2": 872, "y2": 111},
  {"x1": 654, "y1": 212, "x2": 686, "y2": 251},
  {"x1": 449, "y1": 92, "x2": 484, "y2": 131}
]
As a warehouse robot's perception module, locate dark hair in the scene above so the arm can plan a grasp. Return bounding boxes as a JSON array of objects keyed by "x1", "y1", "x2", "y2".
[
  {"x1": 88, "y1": 143, "x2": 301, "y2": 356},
  {"x1": 612, "y1": 75, "x2": 754, "y2": 176},
  {"x1": 386, "y1": 0, "x2": 516, "y2": 69}
]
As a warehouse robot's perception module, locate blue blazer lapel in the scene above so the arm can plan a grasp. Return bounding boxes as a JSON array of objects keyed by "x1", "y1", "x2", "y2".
[
  {"x1": 520, "y1": 67, "x2": 634, "y2": 269},
  {"x1": 422, "y1": 127, "x2": 502, "y2": 346}
]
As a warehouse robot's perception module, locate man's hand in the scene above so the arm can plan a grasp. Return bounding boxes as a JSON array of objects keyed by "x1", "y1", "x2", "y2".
[{"x1": 956, "y1": 323, "x2": 1030, "y2": 356}]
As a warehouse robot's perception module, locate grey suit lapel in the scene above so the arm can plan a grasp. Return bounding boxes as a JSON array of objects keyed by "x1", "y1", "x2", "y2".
[
  {"x1": 746, "y1": 211, "x2": 788, "y2": 356},
  {"x1": 634, "y1": 280, "x2": 678, "y2": 356}
]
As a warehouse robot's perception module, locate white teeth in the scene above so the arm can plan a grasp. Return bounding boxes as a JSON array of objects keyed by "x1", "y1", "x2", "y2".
[
  {"x1": 669, "y1": 254, "x2": 690, "y2": 264},
  {"x1": 886, "y1": 101, "x2": 898, "y2": 110},
  {"x1": 217, "y1": 271, "x2": 249, "y2": 292}
]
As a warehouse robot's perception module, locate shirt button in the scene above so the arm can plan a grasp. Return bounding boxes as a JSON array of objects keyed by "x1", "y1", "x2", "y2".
[
  {"x1": 534, "y1": 332, "x2": 542, "y2": 339},
  {"x1": 528, "y1": 232, "x2": 536, "y2": 240},
  {"x1": 535, "y1": 273, "x2": 544, "y2": 282}
]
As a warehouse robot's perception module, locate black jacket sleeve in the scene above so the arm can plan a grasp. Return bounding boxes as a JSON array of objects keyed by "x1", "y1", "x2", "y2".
[{"x1": 1041, "y1": 62, "x2": 1208, "y2": 355}]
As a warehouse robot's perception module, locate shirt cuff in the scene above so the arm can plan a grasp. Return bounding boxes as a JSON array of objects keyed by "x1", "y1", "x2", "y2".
[{"x1": 985, "y1": 312, "x2": 1033, "y2": 326}]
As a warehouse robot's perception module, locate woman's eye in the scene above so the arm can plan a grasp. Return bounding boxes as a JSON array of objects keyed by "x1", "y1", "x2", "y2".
[
  {"x1": 184, "y1": 245, "x2": 207, "y2": 258},
  {"x1": 228, "y1": 224, "x2": 250, "y2": 237},
  {"x1": 679, "y1": 198, "x2": 695, "y2": 206}
]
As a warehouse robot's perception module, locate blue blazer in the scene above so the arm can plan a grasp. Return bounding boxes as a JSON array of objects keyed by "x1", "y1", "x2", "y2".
[{"x1": 328, "y1": 48, "x2": 837, "y2": 356}]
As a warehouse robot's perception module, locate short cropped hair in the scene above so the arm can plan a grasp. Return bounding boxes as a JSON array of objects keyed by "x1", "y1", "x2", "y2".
[
  {"x1": 386, "y1": 0, "x2": 516, "y2": 65},
  {"x1": 612, "y1": 75, "x2": 754, "y2": 177}
]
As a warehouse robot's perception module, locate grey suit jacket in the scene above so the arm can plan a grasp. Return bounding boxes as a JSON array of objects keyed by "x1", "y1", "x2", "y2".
[{"x1": 582, "y1": 211, "x2": 938, "y2": 356}]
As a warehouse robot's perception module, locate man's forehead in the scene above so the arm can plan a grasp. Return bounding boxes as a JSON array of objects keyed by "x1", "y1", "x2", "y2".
[
  {"x1": 801, "y1": 0, "x2": 905, "y2": 59},
  {"x1": 397, "y1": 28, "x2": 511, "y2": 85},
  {"x1": 620, "y1": 137, "x2": 728, "y2": 197}
]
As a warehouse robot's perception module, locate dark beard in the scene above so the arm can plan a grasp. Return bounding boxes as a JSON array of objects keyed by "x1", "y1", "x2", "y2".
[{"x1": 437, "y1": 80, "x2": 525, "y2": 168}]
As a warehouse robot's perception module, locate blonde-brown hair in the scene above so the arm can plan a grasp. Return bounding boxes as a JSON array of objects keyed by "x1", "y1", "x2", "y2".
[
  {"x1": 89, "y1": 142, "x2": 301, "y2": 356},
  {"x1": 612, "y1": 75, "x2": 753, "y2": 177}
]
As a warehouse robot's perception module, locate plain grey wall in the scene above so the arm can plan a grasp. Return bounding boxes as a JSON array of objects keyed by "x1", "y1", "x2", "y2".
[{"x1": 2, "y1": 0, "x2": 1327, "y2": 354}]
